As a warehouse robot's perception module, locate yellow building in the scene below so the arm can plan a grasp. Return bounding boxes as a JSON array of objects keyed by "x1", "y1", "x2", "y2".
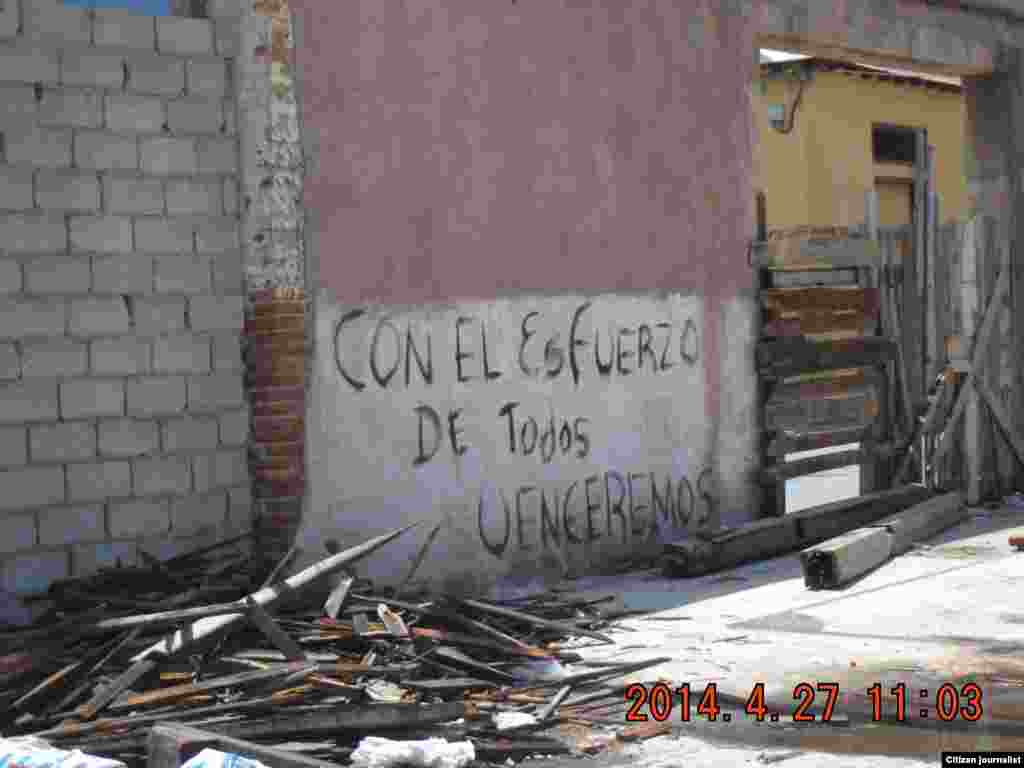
[{"x1": 753, "y1": 57, "x2": 967, "y2": 231}]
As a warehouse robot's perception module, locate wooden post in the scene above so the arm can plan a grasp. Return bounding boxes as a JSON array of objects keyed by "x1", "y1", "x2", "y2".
[
  {"x1": 960, "y1": 216, "x2": 982, "y2": 504},
  {"x1": 925, "y1": 147, "x2": 939, "y2": 384},
  {"x1": 862, "y1": 188, "x2": 888, "y2": 493},
  {"x1": 754, "y1": 191, "x2": 783, "y2": 518}
]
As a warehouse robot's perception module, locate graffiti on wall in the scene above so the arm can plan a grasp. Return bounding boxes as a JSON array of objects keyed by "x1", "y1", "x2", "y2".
[{"x1": 331, "y1": 299, "x2": 712, "y2": 559}]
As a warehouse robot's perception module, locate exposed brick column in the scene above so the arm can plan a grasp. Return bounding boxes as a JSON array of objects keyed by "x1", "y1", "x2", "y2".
[{"x1": 245, "y1": 288, "x2": 304, "y2": 559}]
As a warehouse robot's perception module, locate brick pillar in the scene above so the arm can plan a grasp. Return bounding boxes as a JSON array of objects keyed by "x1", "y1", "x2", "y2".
[{"x1": 245, "y1": 288, "x2": 305, "y2": 560}]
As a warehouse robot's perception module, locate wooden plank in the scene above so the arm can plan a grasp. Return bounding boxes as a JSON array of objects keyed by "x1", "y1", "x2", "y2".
[
  {"x1": 757, "y1": 337, "x2": 896, "y2": 379},
  {"x1": 932, "y1": 266, "x2": 1008, "y2": 467},
  {"x1": 762, "y1": 288, "x2": 879, "y2": 313},
  {"x1": 148, "y1": 722, "x2": 346, "y2": 768},
  {"x1": 245, "y1": 599, "x2": 308, "y2": 661},
  {"x1": 760, "y1": 443, "x2": 896, "y2": 484},
  {"x1": 768, "y1": 370, "x2": 869, "y2": 402},
  {"x1": 764, "y1": 393, "x2": 879, "y2": 433},
  {"x1": 865, "y1": 491, "x2": 966, "y2": 555},
  {"x1": 792, "y1": 485, "x2": 932, "y2": 543},
  {"x1": 766, "y1": 426, "x2": 868, "y2": 457},
  {"x1": 763, "y1": 310, "x2": 869, "y2": 337},
  {"x1": 800, "y1": 527, "x2": 893, "y2": 590},
  {"x1": 974, "y1": 374, "x2": 1024, "y2": 469},
  {"x1": 751, "y1": 237, "x2": 882, "y2": 271},
  {"x1": 771, "y1": 269, "x2": 861, "y2": 288}
]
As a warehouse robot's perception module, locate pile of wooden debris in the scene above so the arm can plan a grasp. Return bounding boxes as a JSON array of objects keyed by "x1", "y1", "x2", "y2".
[{"x1": 0, "y1": 524, "x2": 669, "y2": 768}]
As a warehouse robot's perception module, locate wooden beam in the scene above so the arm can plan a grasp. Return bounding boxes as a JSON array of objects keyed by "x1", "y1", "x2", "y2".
[
  {"x1": 761, "y1": 443, "x2": 896, "y2": 484},
  {"x1": 762, "y1": 288, "x2": 878, "y2": 313},
  {"x1": 751, "y1": 237, "x2": 881, "y2": 271},
  {"x1": 757, "y1": 337, "x2": 896, "y2": 379},
  {"x1": 766, "y1": 426, "x2": 868, "y2": 457},
  {"x1": 865, "y1": 491, "x2": 966, "y2": 555},
  {"x1": 800, "y1": 527, "x2": 893, "y2": 590},
  {"x1": 974, "y1": 375, "x2": 1024, "y2": 469},
  {"x1": 148, "y1": 722, "x2": 346, "y2": 768}
]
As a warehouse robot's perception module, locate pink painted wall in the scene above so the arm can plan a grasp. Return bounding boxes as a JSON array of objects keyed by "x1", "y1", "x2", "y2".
[{"x1": 291, "y1": 0, "x2": 758, "y2": 306}]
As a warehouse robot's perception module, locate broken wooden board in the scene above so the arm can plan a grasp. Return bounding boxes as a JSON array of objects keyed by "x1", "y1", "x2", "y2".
[
  {"x1": 760, "y1": 443, "x2": 896, "y2": 484},
  {"x1": 800, "y1": 527, "x2": 893, "y2": 590},
  {"x1": 751, "y1": 236, "x2": 881, "y2": 271},
  {"x1": 864, "y1": 491, "x2": 966, "y2": 555},
  {"x1": 766, "y1": 426, "x2": 869, "y2": 457},
  {"x1": 148, "y1": 722, "x2": 345, "y2": 768},
  {"x1": 771, "y1": 269, "x2": 861, "y2": 288},
  {"x1": 763, "y1": 288, "x2": 880, "y2": 314},
  {"x1": 764, "y1": 391, "x2": 879, "y2": 433},
  {"x1": 757, "y1": 338, "x2": 896, "y2": 380},
  {"x1": 663, "y1": 517, "x2": 800, "y2": 577}
]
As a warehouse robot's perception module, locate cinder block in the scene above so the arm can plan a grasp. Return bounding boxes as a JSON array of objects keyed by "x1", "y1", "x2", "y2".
[
  {"x1": 105, "y1": 93, "x2": 166, "y2": 134},
  {"x1": 130, "y1": 296, "x2": 185, "y2": 335},
  {"x1": 214, "y1": 17, "x2": 241, "y2": 58},
  {"x1": 196, "y1": 137, "x2": 237, "y2": 174},
  {"x1": 0, "y1": 465, "x2": 65, "y2": 511},
  {"x1": 166, "y1": 178, "x2": 221, "y2": 215},
  {"x1": 186, "y1": 57, "x2": 228, "y2": 98},
  {"x1": 140, "y1": 137, "x2": 197, "y2": 175},
  {"x1": 37, "y1": 88, "x2": 103, "y2": 129},
  {"x1": 99, "y1": 418, "x2": 158, "y2": 458},
  {"x1": 0, "y1": 84, "x2": 37, "y2": 120},
  {"x1": 126, "y1": 376, "x2": 186, "y2": 417},
  {"x1": 210, "y1": 249, "x2": 243, "y2": 295},
  {"x1": 71, "y1": 541, "x2": 135, "y2": 578},
  {"x1": 108, "y1": 497, "x2": 169, "y2": 537},
  {"x1": 21, "y1": 339, "x2": 87, "y2": 377},
  {"x1": 124, "y1": 52, "x2": 184, "y2": 96},
  {"x1": 228, "y1": 482, "x2": 252, "y2": 523},
  {"x1": 218, "y1": 408, "x2": 248, "y2": 446},
  {"x1": 73, "y1": 132, "x2": 138, "y2": 171},
  {"x1": 24, "y1": 256, "x2": 91, "y2": 295},
  {"x1": 2, "y1": 213, "x2": 68, "y2": 253},
  {"x1": 194, "y1": 217, "x2": 238, "y2": 253},
  {"x1": 162, "y1": 416, "x2": 218, "y2": 453},
  {"x1": 61, "y1": 49, "x2": 125, "y2": 89},
  {"x1": 133, "y1": 455, "x2": 191, "y2": 495},
  {"x1": 166, "y1": 97, "x2": 223, "y2": 135},
  {"x1": 223, "y1": 178, "x2": 239, "y2": 216},
  {"x1": 35, "y1": 169, "x2": 101, "y2": 212},
  {"x1": 0, "y1": 299, "x2": 67, "y2": 339},
  {"x1": 90, "y1": 336, "x2": 150, "y2": 375},
  {"x1": 68, "y1": 297, "x2": 132, "y2": 336},
  {"x1": 2, "y1": 549, "x2": 69, "y2": 595},
  {"x1": 67, "y1": 460, "x2": 131, "y2": 502},
  {"x1": 156, "y1": 16, "x2": 214, "y2": 56},
  {"x1": 0, "y1": 342, "x2": 18, "y2": 380},
  {"x1": 69, "y1": 216, "x2": 133, "y2": 254},
  {"x1": 215, "y1": 448, "x2": 247, "y2": 487},
  {"x1": 93, "y1": 254, "x2": 154, "y2": 295},
  {"x1": 0, "y1": 42, "x2": 60, "y2": 84},
  {"x1": 0, "y1": 511, "x2": 36, "y2": 553},
  {"x1": 23, "y1": 1, "x2": 90, "y2": 44},
  {"x1": 211, "y1": 332, "x2": 243, "y2": 371},
  {"x1": 38, "y1": 505, "x2": 104, "y2": 547},
  {"x1": 154, "y1": 254, "x2": 211, "y2": 294},
  {"x1": 5, "y1": 126, "x2": 72, "y2": 169},
  {"x1": 29, "y1": 421, "x2": 95, "y2": 462},
  {"x1": 0, "y1": 381, "x2": 59, "y2": 423},
  {"x1": 0, "y1": 0, "x2": 19, "y2": 39},
  {"x1": 93, "y1": 8, "x2": 156, "y2": 50},
  {"x1": 187, "y1": 372, "x2": 242, "y2": 412},
  {"x1": 188, "y1": 294, "x2": 242, "y2": 332},
  {"x1": 222, "y1": 98, "x2": 236, "y2": 136},
  {"x1": 154, "y1": 333, "x2": 210, "y2": 374},
  {"x1": 0, "y1": 166, "x2": 34, "y2": 210},
  {"x1": 0, "y1": 426, "x2": 27, "y2": 466},
  {"x1": 60, "y1": 378, "x2": 124, "y2": 419},
  {"x1": 0, "y1": 261, "x2": 22, "y2": 296},
  {"x1": 135, "y1": 218, "x2": 194, "y2": 253},
  {"x1": 104, "y1": 175, "x2": 165, "y2": 215},
  {"x1": 170, "y1": 491, "x2": 225, "y2": 535}
]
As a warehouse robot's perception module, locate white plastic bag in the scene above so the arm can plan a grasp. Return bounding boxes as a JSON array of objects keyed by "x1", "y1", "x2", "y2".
[
  {"x1": 180, "y1": 748, "x2": 271, "y2": 768},
  {"x1": 0, "y1": 737, "x2": 125, "y2": 768},
  {"x1": 349, "y1": 737, "x2": 475, "y2": 768}
]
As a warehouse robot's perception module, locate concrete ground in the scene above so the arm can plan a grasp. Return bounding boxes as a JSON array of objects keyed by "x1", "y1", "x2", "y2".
[{"x1": 539, "y1": 490, "x2": 1024, "y2": 767}]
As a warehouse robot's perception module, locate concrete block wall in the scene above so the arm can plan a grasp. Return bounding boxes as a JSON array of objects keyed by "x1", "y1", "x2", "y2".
[{"x1": 0, "y1": 0, "x2": 250, "y2": 595}]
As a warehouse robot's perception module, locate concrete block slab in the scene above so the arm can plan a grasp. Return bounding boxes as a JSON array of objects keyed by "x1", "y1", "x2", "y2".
[
  {"x1": 61, "y1": 49, "x2": 126, "y2": 89},
  {"x1": 218, "y1": 408, "x2": 248, "y2": 446},
  {"x1": 166, "y1": 97, "x2": 224, "y2": 135},
  {"x1": 108, "y1": 497, "x2": 169, "y2": 537},
  {"x1": 186, "y1": 57, "x2": 228, "y2": 98},
  {"x1": 105, "y1": 93, "x2": 166, "y2": 134},
  {"x1": 60, "y1": 378, "x2": 125, "y2": 419},
  {"x1": 0, "y1": 260, "x2": 22, "y2": 294},
  {"x1": 93, "y1": 254, "x2": 154, "y2": 294},
  {"x1": 125, "y1": 52, "x2": 185, "y2": 96},
  {"x1": 196, "y1": 137, "x2": 237, "y2": 173},
  {"x1": 23, "y1": 1, "x2": 90, "y2": 44},
  {"x1": 209, "y1": 249, "x2": 243, "y2": 295},
  {"x1": 0, "y1": 465, "x2": 65, "y2": 511},
  {"x1": 104, "y1": 175, "x2": 165, "y2": 215},
  {"x1": 0, "y1": 0, "x2": 19, "y2": 39},
  {"x1": 93, "y1": 8, "x2": 156, "y2": 50},
  {"x1": 156, "y1": 16, "x2": 214, "y2": 56},
  {"x1": 69, "y1": 216, "x2": 133, "y2": 254},
  {"x1": 71, "y1": 541, "x2": 136, "y2": 578},
  {"x1": 133, "y1": 455, "x2": 191, "y2": 495},
  {"x1": 35, "y1": 169, "x2": 101, "y2": 212},
  {"x1": 0, "y1": 299, "x2": 67, "y2": 339},
  {"x1": 162, "y1": 415, "x2": 218, "y2": 453},
  {"x1": 2, "y1": 549, "x2": 69, "y2": 595},
  {"x1": 0, "y1": 83, "x2": 37, "y2": 121},
  {"x1": 140, "y1": 136, "x2": 197, "y2": 175},
  {"x1": 68, "y1": 297, "x2": 132, "y2": 336},
  {"x1": 188, "y1": 294, "x2": 242, "y2": 332},
  {"x1": 98, "y1": 418, "x2": 159, "y2": 458},
  {"x1": 170, "y1": 490, "x2": 225, "y2": 535},
  {"x1": 187, "y1": 372, "x2": 242, "y2": 412},
  {"x1": 0, "y1": 342, "x2": 17, "y2": 380},
  {"x1": 0, "y1": 426, "x2": 28, "y2": 466},
  {"x1": 154, "y1": 333, "x2": 211, "y2": 374},
  {"x1": 1, "y1": 213, "x2": 68, "y2": 253},
  {"x1": 166, "y1": 178, "x2": 222, "y2": 215},
  {"x1": 74, "y1": 131, "x2": 139, "y2": 171},
  {"x1": 134, "y1": 217, "x2": 194, "y2": 253},
  {"x1": 130, "y1": 296, "x2": 186, "y2": 335},
  {"x1": 194, "y1": 216, "x2": 238, "y2": 253},
  {"x1": 67, "y1": 460, "x2": 131, "y2": 502},
  {"x1": 38, "y1": 504, "x2": 104, "y2": 547},
  {"x1": 0, "y1": 165, "x2": 35, "y2": 210},
  {"x1": 126, "y1": 375, "x2": 186, "y2": 417},
  {"x1": 154, "y1": 253, "x2": 211, "y2": 294},
  {"x1": 21, "y1": 339, "x2": 87, "y2": 377},
  {"x1": 90, "y1": 336, "x2": 150, "y2": 375},
  {"x1": 0, "y1": 42, "x2": 60, "y2": 84},
  {"x1": 211, "y1": 332, "x2": 243, "y2": 371},
  {"x1": 0, "y1": 380, "x2": 59, "y2": 423},
  {"x1": 37, "y1": 87, "x2": 103, "y2": 129},
  {"x1": 0, "y1": 512, "x2": 36, "y2": 553},
  {"x1": 24, "y1": 256, "x2": 92, "y2": 295},
  {"x1": 29, "y1": 420, "x2": 95, "y2": 462}
]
